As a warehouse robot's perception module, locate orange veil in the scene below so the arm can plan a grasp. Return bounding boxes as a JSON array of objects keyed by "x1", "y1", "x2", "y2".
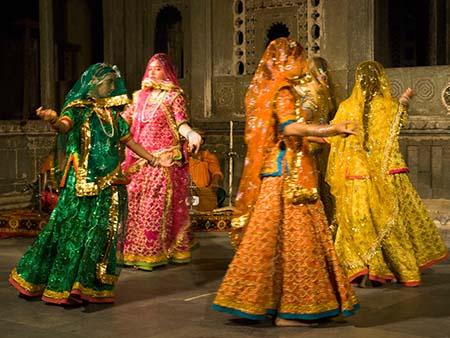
[{"x1": 231, "y1": 38, "x2": 307, "y2": 233}]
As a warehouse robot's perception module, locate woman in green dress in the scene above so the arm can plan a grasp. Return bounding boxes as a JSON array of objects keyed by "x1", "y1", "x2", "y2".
[{"x1": 9, "y1": 63, "x2": 169, "y2": 305}]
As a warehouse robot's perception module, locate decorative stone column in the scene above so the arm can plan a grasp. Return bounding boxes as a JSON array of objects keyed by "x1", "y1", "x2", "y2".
[{"x1": 39, "y1": 0, "x2": 56, "y2": 108}]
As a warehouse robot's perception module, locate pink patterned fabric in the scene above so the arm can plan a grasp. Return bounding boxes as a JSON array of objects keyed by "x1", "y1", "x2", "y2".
[{"x1": 122, "y1": 54, "x2": 191, "y2": 269}]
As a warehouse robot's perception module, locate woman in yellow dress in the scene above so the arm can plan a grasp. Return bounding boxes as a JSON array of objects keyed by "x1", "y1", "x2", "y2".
[
  {"x1": 327, "y1": 60, "x2": 448, "y2": 287},
  {"x1": 291, "y1": 56, "x2": 336, "y2": 224},
  {"x1": 212, "y1": 38, "x2": 359, "y2": 326}
]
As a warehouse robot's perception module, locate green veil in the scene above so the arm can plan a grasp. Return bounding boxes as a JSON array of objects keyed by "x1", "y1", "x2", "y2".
[
  {"x1": 63, "y1": 62, "x2": 128, "y2": 109},
  {"x1": 52, "y1": 63, "x2": 129, "y2": 186}
]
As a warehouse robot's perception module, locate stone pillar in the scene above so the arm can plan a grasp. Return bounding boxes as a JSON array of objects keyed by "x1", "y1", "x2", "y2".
[
  {"x1": 102, "y1": 0, "x2": 125, "y2": 71},
  {"x1": 321, "y1": 0, "x2": 375, "y2": 100},
  {"x1": 39, "y1": 0, "x2": 56, "y2": 108},
  {"x1": 190, "y1": 0, "x2": 213, "y2": 121}
]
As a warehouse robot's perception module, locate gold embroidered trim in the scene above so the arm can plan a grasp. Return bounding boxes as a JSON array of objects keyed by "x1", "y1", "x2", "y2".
[
  {"x1": 124, "y1": 253, "x2": 168, "y2": 264},
  {"x1": 96, "y1": 186, "x2": 120, "y2": 285},
  {"x1": 75, "y1": 112, "x2": 124, "y2": 196},
  {"x1": 10, "y1": 268, "x2": 45, "y2": 294},
  {"x1": 72, "y1": 282, "x2": 114, "y2": 298}
]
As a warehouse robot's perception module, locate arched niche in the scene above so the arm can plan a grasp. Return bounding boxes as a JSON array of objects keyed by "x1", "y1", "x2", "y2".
[
  {"x1": 154, "y1": 5, "x2": 184, "y2": 78},
  {"x1": 265, "y1": 22, "x2": 290, "y2": 47}
]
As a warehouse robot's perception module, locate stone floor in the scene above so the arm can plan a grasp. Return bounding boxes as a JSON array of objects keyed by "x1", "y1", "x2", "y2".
[{"x1": 1, "y1": 232, "x2": 450, "y2": 338}]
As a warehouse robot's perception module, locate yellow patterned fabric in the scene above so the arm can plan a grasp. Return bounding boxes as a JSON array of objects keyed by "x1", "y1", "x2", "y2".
[
  {"x1": 327, "y1": 61, "x2": 448, "y2": 285},
  {"x1": 213, "y1": 177, "x2": 359, "y2": 320}
]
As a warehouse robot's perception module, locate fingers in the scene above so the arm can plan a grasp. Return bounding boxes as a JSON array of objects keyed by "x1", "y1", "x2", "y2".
[{"x1": 344, "y1": 129, "x2": 358, "y2": 136}]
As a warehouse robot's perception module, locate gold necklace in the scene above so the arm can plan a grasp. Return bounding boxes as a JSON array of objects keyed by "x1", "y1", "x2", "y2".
[
  {"x1": 94, "y1": 107, "x2": 115, "y2": 138},
  {"x1": 140, "y1": 91, "x2": 167, "y2": 123}
]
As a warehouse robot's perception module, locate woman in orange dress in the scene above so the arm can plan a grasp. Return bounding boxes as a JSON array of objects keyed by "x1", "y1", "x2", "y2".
[{"x1": 212, "y1": 38, "x2": 359, "y2": 326}]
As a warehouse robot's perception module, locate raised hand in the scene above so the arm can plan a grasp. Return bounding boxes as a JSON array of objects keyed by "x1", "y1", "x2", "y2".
[
  {"x1": 399, "y1": 87, "x2": 415, "y2": 105},
  {"x1": 36, "y1": 106, "x2": 58, "y2": 123}
]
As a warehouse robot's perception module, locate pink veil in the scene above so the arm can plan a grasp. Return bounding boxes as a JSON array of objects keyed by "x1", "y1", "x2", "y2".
[{"x1": 123, "y1": 53, "x2": 180, "y2": 171}]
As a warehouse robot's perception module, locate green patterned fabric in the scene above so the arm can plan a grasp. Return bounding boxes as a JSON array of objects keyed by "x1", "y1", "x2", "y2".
[
  {"x1": 63, "y1": 63, "x2": 127, "y2": 108},
  {"x1": 9, "y1": 63, "x2": 131, "y2": 304}
]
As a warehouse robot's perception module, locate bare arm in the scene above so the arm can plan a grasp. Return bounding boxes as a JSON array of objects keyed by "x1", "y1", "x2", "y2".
[
  {"x1": 36, "y1": 107, "x2": 71, "y2": 133},
  {"x1": 284, "y1": 121, "x2": 357, "y2": 137},
  {"x1": 125, "y1": 139, "x2": 172, "y2": 167}
]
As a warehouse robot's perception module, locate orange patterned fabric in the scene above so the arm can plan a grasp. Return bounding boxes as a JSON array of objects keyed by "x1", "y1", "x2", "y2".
[
  {"x1": 213, "y1": 177, "x2": 359, "y2": 319},
  {"x1": 233, "y1": 38, "x2": 307, "y2": 225},
  {"x1": 215, "y1": 38, "x2": 358, "y2": 321}
]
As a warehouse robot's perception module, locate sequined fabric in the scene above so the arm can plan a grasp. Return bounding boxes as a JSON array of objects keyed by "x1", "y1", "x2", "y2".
[
  {"x1": 327, "y1": 61, "x2": 448, "y2": 285},
  {"x1": 213, "y1": 177, "x2": 359, "y2": 320},
  {"x1": 292, "y1": 74, "x2": 335, "y2": 224},
  {"x1": 216, "y1": 38, "x2": 359, "y2": 321},
  {"x1": 122, "y1": 55, "x2": 190, "y2": 270},
  {"x1": 9, "y1": 104, "x2": 130, "y2": 304}
]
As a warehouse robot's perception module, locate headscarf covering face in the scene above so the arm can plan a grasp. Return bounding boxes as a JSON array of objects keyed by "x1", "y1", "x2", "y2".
[
  {"x1": 62, "y1": 63, "x2": 127, "y2": 110},
  {"x1": 122, "y1": 53, "x2": 182, "y2": 172},
  {"x1": 326, "y1": 60, "x2": 400, "y2": 262},
  {"x1": 134, "y1": 53, "x2": 180, "y2": 122},
  {"x1": 233, "y1": 37, "x2": 307, "y2": 226}
]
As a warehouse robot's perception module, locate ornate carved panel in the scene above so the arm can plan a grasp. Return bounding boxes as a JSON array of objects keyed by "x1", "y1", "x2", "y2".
[
  {"x1": 244, "y1": 0, "x2": 308, "y2": 74},
  {"x1": 386, "y1": 66, "x2": 450, "y2": 116}
]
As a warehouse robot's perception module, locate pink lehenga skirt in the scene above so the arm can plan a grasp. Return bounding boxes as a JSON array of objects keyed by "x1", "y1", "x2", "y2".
[{"x1": 123, "y1": 163, "x2": 191, "y2": 270}]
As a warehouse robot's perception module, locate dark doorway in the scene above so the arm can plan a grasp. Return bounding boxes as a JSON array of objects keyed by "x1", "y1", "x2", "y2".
[
  {"x1": 266, "y1": 22, "x2": 291, "y2": 47},
  {"x1": 154, "y1": 6, "x2": 184, "y2": 79},
  {"x1": 375, "y1": 0, "x2": 449, "y2": 67},
  {"x1": 0, "y1": 1, "x2": 40, "y2": 120}
]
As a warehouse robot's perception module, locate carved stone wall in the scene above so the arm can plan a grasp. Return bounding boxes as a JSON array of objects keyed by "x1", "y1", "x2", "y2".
[
  {"x1": 0, "y1": 122, "x2": 54, "y2": 195},
  {"x1": 211, "y1": 0, "x2": 310, "y2": 121}
]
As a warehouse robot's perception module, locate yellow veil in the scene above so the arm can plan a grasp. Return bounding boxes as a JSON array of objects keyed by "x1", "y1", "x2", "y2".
[{"x1": 326, "y1": 61, "x2": 401, "y2": 265}]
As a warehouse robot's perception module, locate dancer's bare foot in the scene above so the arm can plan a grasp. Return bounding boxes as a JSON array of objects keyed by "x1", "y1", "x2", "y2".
[
  {"x1": 358, "y1": 274, "x2": 370, "y2": 288},
  {"x1": 275, "y1": 317, "x2": 318, "y2": 327}
]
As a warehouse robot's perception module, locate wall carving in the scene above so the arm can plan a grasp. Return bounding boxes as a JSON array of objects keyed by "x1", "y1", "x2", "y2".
[
  {"x1": 232, "y1": 0, "x2": 246, "y2": 76},
  {"x1": 307, "y1": 0, "x2": 323, "y2": 57},
  {"x1": 414, "y1": 78, "x2": 435, "y2": 102},
  {"x1": 386, "y1": 66, "x2": 450, "y2": 116},
  {"x1": 244, "y1": 0, "x2": 308, "y2": 74}
]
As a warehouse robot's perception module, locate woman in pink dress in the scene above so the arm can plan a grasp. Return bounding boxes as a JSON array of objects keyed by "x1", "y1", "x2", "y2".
[{"x1": 122, "y1": 53, "x2": 202, "y2": 271}]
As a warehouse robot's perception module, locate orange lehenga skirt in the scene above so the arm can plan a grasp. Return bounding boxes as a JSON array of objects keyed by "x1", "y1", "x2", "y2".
[{"x1": 212, "y1": 176, "x2": 359, "y2": 320}]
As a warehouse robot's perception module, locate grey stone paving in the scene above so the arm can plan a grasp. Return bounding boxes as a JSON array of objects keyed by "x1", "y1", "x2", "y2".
[{"x1": 1, "y1": 233, "x2": 449, "y2": 338}]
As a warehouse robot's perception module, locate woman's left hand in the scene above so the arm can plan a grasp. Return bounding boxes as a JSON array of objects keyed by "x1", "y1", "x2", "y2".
[
  {"x1": 187, "y1": 131, "x2": 202, "y2": 154},
  {"x1": 399, "y1": 87, "x2": 415, "y2": 105}
]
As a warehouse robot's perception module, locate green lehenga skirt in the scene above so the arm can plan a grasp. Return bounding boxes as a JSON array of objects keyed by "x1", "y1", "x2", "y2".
[{"x1": 9, "y1": 168, "x2": 127, "y2": 304}]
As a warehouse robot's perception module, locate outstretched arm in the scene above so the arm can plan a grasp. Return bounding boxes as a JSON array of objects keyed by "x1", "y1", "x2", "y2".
[
  {"x1": 284, "y1": 121, "x2": 357, "y2": 138},
  {"x1": 36, "y1": 107, "x2": 71, "y2": 133}
]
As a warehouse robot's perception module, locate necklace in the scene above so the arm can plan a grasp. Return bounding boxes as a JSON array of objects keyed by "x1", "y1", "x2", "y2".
[
  {"x1": 140, "y1": 91, "x2": 167, "y2": 123},
  {"x1": 95, "y1": 107, "x2": 115, "y2": 138}
]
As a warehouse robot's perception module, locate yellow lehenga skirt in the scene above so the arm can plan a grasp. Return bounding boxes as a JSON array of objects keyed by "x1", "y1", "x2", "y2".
[
  {"x1": 212, "y1": 176, "x2": 359, "y2": 320},
  {"x1": 334, "y1": 173, "x2": 448, "y2": 286}
]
